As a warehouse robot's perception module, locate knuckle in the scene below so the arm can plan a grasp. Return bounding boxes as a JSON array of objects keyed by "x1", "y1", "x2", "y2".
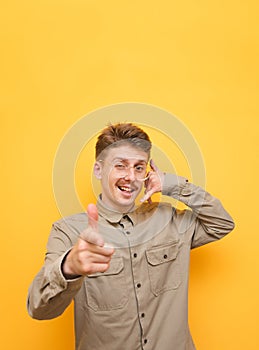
[
  {"x1": 104, "y1": 255, "x2": 112, "y2": 263},
  {"x1": 88, "y1": 263, "x2": 109, "y2": 275},
  {"x1": 99, "y1": 263, "x2": 109, "y2": 273},
  {"x1": 77, "y1": 240, "x2": 87, "y2": 250}
]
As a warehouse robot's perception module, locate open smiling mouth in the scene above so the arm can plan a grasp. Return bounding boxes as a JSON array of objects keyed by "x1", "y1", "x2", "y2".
[{"x1": 117, "y1": 185, "x2": 134, "y2": 193}]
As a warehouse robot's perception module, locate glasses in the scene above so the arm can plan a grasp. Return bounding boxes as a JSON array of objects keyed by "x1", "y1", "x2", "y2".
[{"x1": 99, "y1": 159, "x2": 149, "y2": 181}]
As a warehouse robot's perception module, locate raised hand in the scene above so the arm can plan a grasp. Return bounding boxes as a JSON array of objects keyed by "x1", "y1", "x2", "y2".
[
  {"x1": 62, "y1": 204, "x2": 114, "y2": 278},
  {"x1": 140, "y1": 159, "x2": 165, "y2": 203}
]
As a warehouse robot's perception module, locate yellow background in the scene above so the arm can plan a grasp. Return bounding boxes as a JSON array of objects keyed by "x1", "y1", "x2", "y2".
[{"x1": 1, "y1": 0, "x2": 258, "y2": 349}]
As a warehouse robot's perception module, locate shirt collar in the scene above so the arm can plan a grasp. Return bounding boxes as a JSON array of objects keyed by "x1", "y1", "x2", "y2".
[{"x1": 96, "y1": 195, "x2": 137, "y2": 225}]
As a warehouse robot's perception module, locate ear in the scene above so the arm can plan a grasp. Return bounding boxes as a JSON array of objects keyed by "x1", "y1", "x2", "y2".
[{"x1": 94, "y1": 161, "x2": 102, "y2": 179}]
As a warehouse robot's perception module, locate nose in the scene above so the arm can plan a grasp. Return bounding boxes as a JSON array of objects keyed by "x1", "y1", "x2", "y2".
[{"x1": 123, "y1": 167, "x2": 136, "y2": 181}]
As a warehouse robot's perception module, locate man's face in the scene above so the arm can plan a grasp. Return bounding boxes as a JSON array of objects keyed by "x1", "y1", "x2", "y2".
[{"x1": 95, "y1": 144, "x2": 149, "y2": 212}]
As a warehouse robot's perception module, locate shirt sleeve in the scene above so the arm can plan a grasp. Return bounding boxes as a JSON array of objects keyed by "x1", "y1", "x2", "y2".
[
  {"x1": 162, "y1": 174, "x2": 235, "y2": 248},
  {"x1": 27, "y1": 223, "x2": 84, "y2": 320}
]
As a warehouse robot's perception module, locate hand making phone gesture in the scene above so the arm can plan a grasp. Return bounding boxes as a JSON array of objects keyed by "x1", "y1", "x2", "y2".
[{"x1": 141, "y1": 159, "x2": 165, "y2": 203}]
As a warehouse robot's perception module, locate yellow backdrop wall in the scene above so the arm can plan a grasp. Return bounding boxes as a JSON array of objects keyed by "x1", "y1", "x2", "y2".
[{"x1": 1, "y1": 1, "x2": 258, "y2": 349}]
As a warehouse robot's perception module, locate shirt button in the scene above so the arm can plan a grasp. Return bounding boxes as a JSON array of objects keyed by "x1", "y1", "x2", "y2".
[
  {"x1": 144, "y1": 339, "x2": 148, "y2": 344},
  {"x1": 126, "y1": 231, "x2": 130, "y2": 235},
  {"x1": 137, "y1": 283, "x2": 141, "y2": 288},
  {"x1": 164, "y1": 254, "x2": 168, "y2": 259},
  {"x1": 133, "y1": 253, "x2": 137, "y2": 258},
  {"x1": 141, "y1": 313, "x2": 145, "y2": 318}
]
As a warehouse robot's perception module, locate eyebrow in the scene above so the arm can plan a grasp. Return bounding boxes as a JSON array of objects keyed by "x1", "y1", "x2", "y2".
[{"x1": 112, "y1": 157, "x2": 148, "y2": 164}]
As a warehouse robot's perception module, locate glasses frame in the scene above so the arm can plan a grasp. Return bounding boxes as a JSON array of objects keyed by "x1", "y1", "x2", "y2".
[{"x1": 98, "y1": 158, "x2": 150, "y2": 181}]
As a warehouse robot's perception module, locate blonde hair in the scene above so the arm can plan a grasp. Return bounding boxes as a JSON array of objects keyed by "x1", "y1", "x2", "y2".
[{"x1": 95, "y1": 123, "x2": 152, "y2": 159}]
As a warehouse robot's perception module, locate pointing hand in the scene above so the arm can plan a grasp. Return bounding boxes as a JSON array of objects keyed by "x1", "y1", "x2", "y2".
[{"x1": 62, "y1": 204, "x2": 114, "y2": 278}]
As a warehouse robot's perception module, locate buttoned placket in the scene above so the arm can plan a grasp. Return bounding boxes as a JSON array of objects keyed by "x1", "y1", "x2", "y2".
[{"x1": 118, "y1": 215, "x2": 149, "y2": 349}]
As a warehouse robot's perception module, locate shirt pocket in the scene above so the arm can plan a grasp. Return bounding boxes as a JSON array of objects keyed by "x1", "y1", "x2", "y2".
[
  {"x1": 84, "y1": 257, "x2": 128, "y2": 311},
  {"x1": 146, "y1": 241, "x2": 181, "y2": 296}
]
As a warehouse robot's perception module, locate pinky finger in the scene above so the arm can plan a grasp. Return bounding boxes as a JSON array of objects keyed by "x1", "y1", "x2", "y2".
[{"x1": 140, "y1": 190, "x2": 153, "y2": 203}]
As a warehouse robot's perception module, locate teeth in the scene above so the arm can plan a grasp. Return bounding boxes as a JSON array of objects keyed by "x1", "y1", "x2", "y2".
[{"x1": 119, "y1": 186, "x2": 132, "y2": 192}]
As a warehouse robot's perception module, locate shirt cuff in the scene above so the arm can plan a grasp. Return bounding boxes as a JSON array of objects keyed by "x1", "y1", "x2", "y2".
[
  {"x1": 162, "y1": 174, "x2": 188, "y2": 199},
  {"x1": 48, "y1": 250, "x2": 83, "y2": 294},
  {"x1": 60, "y1": 249, "x2": 83, "y2": 281}
]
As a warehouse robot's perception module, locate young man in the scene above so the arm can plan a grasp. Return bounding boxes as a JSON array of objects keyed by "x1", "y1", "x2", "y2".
[{"x1": 27, "y1": 123, "x2": 235, "y2": 350}]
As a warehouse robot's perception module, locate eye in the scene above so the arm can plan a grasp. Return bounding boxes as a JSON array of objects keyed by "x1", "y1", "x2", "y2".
[
  {"x1": 135, "y1": 165, "x2": 145, "y2": 173},
  {"x1": 114, "y1": 162, "x2": 126, "y2": 170}
]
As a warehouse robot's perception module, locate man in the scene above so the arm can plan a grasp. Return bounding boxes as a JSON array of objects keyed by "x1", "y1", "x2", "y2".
[{"x1": 27, "y1": 122, "x2": 235, "y2": 350}]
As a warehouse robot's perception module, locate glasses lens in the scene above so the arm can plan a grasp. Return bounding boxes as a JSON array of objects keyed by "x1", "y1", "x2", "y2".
[
  {"x1": 134, "y1": 164, "x2": 147, "y2": 179},
  {"x1": 112, "y1": 161, "x2": 147, "y2": 180}
]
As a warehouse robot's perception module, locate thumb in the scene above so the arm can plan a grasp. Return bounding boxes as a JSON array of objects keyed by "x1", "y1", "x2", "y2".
[
  {"x1": 80, "y1": 203, "x2": 104, "y2": 247},
  {"x1": 87, "y1": 203, "x2": 98, "y2": 231}
]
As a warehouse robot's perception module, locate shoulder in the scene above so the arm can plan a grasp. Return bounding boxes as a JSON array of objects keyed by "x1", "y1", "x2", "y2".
[
  {"x1": 135, "y1": 201, "x2": 175, "y2": 223},
  {"x1": 136, "y1": 201, "x2": 193, "y2": 223},
  {"x1": 52, "y1": 212, "x2": 88, "y2": 236}
]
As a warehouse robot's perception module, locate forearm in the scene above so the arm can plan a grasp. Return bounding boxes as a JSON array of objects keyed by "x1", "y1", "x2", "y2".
[
  {"x1": 162, "y1": 174, "x2": 235, "y2": 245},
  {"x1": 27, "y1": 252, "x2": 83, "y2": 320}
]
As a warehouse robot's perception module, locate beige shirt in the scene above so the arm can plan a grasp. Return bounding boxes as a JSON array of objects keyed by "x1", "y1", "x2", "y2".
[{"x1": 27, "y1": 174, "x2": 235, "y2": 350}]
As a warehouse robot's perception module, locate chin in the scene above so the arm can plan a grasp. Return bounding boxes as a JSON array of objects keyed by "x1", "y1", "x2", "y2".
[{"x1": 113, "y1": 195, "x2": 138, "y2": 211}]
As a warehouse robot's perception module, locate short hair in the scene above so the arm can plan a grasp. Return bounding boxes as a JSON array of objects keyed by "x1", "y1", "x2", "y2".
[{"x1": 95, "y1": 123, "x2": 152, "y2": 159}]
